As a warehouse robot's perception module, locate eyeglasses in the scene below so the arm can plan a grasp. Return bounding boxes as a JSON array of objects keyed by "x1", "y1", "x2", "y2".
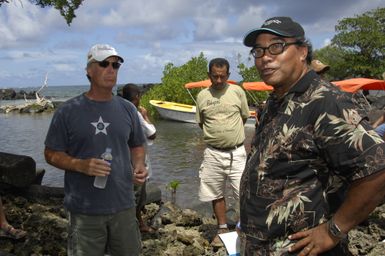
[
  {"x1": 94, "y1": 60, "x2": 121, "y2": 69},
  {"x1": 250, "y1": 41, "x2": 302, "y2": 58}
]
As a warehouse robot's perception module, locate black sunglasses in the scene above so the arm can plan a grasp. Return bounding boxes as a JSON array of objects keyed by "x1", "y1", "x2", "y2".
[
  {"x1": 250, "y1": 41, "x2": 302, "y2": 58},
  {"x1": 95, "y1": 60, "x2": 121, "y2": 69}
]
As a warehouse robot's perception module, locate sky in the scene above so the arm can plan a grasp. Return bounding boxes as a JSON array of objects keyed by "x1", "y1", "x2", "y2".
[{"x1": 0, "y1": 0, "x2": 384, "y2": 88}]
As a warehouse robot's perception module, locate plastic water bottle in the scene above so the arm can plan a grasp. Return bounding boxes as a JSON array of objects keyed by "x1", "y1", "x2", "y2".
[{"x1": 93, "y1": 148, "x2": 112, "y2": 189}]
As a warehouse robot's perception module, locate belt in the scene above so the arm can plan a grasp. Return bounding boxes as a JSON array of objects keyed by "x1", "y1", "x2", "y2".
[{"x1": 209, "y1": 142, "x2": 244, "y2": 151}]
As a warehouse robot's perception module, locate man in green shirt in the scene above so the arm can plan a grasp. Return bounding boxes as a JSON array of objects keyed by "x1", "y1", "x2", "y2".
[{"x1": 196, "y1": 58, "x2": 250, "y2": 247}]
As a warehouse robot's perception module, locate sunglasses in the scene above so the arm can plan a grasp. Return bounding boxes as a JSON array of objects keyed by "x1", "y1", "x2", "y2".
[
  {"x1": 250, "y1": 41, "x2": 302, "y2": 58},
  {"x1": 94, "y1": 60, "x2": 121, "y2": 69}
]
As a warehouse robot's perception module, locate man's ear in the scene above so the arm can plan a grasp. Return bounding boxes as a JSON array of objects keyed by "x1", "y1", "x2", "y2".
[{"x1": 300, "y1": 46, "x2": 308, "y2": 62}]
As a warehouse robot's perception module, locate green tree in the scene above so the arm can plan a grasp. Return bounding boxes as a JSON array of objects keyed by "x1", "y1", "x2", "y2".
[
  {"x1": 0, "y1": 0, "x2": 84, "y2": 25},
  {"x1": 331, "y1": 7, "x2": 385, "y2": 78},
  {"x1": 141, "y1": 53, "x2": 208, "y2": 117},
  {"x1": 313, "y1": 45, "x2": 347, "y2": 81},
  {"x1": 237, "y1": 63, "x2": 260, "y2": 83}
]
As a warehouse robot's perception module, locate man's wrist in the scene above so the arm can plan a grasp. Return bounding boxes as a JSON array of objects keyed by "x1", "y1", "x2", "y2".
[{"x1": 327, "y1": 217, "x2": 347, "y2": 239}]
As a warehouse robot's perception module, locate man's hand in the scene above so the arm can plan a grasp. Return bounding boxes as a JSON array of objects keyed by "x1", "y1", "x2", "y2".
[
  {"x1": 139, "y1": 106, "x2": 150, "y2": 120},
  {"x1": 130, "y1": 146, "x2": 147, "y2": 184},
  {"x1": 133, "y1": 165, "x2": 148, "y2": 185},
  {"x1": 79, "y1": 158, "x2": 111, "y2": 177},
  {"x1": 44, "y1": 148, "x2": 111, "y2": 176},
  {"x1": 288, "y1": 223, "x2": 340, "y2": 255}
]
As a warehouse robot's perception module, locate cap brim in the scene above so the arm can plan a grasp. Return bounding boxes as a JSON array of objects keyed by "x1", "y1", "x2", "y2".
[
  {"x1": 320, "y1": 65, "x2": 330, "y2": 73},
  {"x1": 115, "y1": 55, "x2": 124, "y2": 63},
  {"x1": 90, "y1": 54, "x2": 124, "y2": 63},
  {"x1": 311, "y1": 62, "x2": 330, "y2": 73},
  {"x1": 243, "y1": 28, "x2": 294, "y2": 47}
]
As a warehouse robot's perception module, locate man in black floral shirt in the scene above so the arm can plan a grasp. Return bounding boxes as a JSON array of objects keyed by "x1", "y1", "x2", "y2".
[{"x1": 240, "y1": 16, "x2": 385, "y2": 255}]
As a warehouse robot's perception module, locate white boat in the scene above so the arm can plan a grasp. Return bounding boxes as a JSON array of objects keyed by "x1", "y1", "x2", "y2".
[{"x1": 149, "y1": 100, "x2": 196, "y2": 123}]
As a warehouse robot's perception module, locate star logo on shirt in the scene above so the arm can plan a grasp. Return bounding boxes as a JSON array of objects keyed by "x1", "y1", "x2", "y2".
[{"x1": 91, "y1": 116, "x2": 110, "y2": 135}]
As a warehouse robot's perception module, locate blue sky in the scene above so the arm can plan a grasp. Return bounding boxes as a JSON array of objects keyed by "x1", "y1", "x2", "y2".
[{"x1": 0, "y1": 0, "x2": 384, "y2": 88}]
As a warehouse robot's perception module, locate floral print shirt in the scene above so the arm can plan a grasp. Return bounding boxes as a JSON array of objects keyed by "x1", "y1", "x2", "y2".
[{"x1": 239, "y1": 70, "x2": 385, "y2": 255}]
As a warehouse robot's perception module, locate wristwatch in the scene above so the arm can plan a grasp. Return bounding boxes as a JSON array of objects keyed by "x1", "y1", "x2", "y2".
[{"x1": 327, "y1": 217, "x2": 347, "y2": 239}]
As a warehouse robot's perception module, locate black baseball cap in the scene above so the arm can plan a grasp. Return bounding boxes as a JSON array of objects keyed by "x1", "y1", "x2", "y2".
[{"x1": 243, "y1": 17, "x2": 305, "y2": 47}]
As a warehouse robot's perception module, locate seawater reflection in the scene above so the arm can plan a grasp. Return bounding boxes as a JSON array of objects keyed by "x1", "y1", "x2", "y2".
[
  {"x1": 1, "y1": 112, "x2": 65, "y2": 185},
  {"x1": 148, "y1": 120, "x2": 206, "y2": 210},
  {"x1": 1, "y1": 113, "x2": 254, "y2": 213}
]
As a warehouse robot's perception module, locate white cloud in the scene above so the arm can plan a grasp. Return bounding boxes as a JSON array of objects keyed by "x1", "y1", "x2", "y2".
[
  {"x1": 53, "y1": 64, "x2": 77, "y2": 72},
  {"x1": 0, "y1": 0, "x2": 384, "y2": 87},
  {"x1": 322, "y1": 38, "x2": 332, "y2": 48},
  {"x1": 0, "y1": 0, "x2": 65, "y2": 48},
  {"x1": 193, "y1": 16, "x2": 230, "y2": 40},
  {"x1": 236, "y1": 5, "x2": 266, "y2": 33}
]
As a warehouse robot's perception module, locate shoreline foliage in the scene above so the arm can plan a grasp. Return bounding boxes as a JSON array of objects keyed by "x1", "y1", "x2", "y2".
[
  {"x1": 314, "y1": 7, "x2": 385, "y2": 81},
  {"x1": 140, "y1": 52, "x2": 270, "y2": 118}
]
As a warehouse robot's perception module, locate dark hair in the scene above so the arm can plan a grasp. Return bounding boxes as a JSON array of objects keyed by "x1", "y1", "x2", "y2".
[
  {"x1": 208, "y1": 58, "x2": 230, "y2": 73},
  {"x1": 295, "y1": 37, "x2": 313, "y2": 65},
  {"x1": 121, "y1": 83, "x2": 140, "y2": 102}
]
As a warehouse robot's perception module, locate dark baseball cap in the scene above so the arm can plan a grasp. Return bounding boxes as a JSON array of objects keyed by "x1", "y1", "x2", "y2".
[{"x1": 243, "y1": 17, "x2": 305, "y2": 47}]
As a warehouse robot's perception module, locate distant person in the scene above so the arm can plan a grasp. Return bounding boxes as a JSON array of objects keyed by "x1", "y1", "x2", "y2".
[
  {"x1": 121, "y1": 83, "x2": 157, "y2": 233},
  {"x1": 311, "y1": 59, "x2": 330, "y2": 76},
  {"x1": 195, "y1": 58, "x2": 250, "y2": 247},
  {"x1": 44, "y1": 44, "x2": 147, "y2": 255},
  {"x1": 312, "y1": 59, "x2": 370, "y2": 115},
  {"x1": 0, "y1": 196, "x2": 26, "y2": 239},
  {"x1": 372, "y1": 112, "x2": 385, "y2": 139},
  {"x1": 241, "y1": 16, "x2": 385, "y2": 255},
  {"x1": 250, "y1": 100, "x2": 267, "y2": 149},
  {"x1": 254, "y1": 100, "x2": 266, "y2": 129}
]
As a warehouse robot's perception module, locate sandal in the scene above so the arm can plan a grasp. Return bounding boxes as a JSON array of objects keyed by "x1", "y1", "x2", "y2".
[{"x1": 0, "y1": 224, "x2": 27, "y2": 240}]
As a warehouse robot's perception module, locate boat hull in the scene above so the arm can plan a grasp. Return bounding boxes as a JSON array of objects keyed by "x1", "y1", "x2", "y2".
[
  {"x1": 150, "y1": 99, "x2": 256, "y2": 128},
  {"x1": 150, "y1": 100, "x2": 196, "y2": 123}
]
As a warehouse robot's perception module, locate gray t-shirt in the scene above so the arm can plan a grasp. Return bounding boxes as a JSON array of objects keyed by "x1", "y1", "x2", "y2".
[
  {"x1": 196, "y1": 83, "x2": 250, "y2": 148},
  {"x1": 45, "y1": 94, "x2": 145, "y2": 214}
]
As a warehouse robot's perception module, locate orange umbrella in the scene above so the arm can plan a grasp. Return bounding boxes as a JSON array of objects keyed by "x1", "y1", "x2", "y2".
[
  {"x1": 184, "y1": 79, "x2": 237, "y2": 89},
  {"x1": 332, "y1": 78, "x2": 385, "y2": 93},
  {"x1": 242, "y1": 81, "x2": 273, "y2": 91}
]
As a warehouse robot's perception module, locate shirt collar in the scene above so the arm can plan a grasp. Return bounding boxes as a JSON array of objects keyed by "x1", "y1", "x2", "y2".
[
  {"x1": 269, "y1": 69, "x2": 318, "y2": 101},
  {"x1": 287, "y1": 69, "x2": 318, "y2": 95}
]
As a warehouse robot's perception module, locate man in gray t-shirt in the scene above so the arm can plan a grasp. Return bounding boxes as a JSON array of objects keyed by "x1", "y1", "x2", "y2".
[
  {"x1": 44, "y1": 44, "x2": 147, "y2": 256},
  {"x1": 196, "y1": 58, "x2": 249, "y2": 247}
]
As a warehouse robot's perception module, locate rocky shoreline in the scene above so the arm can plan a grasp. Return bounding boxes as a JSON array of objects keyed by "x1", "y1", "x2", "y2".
[
  {"x1": 0, "y1": 189, "x2": 384, "y2": 256},
  {"x1": 0, "y1": 152, "x2": 385, "y2": 256}
]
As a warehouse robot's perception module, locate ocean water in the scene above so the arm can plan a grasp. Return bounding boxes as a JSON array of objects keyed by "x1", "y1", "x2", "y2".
[
  {"x1": 0, "y1": 85, "x2": 91, "y2": 186},
  {"x1": 0, "y1": 85, "x2": 254, "y2": 213}
]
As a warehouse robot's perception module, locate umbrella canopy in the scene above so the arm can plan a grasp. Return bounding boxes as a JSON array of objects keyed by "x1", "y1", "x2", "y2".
[
  {"x1": 242, "y1": 81, "x2": 274, "y2": 91},
  {"x1": 185, "y1": 78, "x2": 385, "y2": 92},
  {"x1": 332, "y1": 78, "x2": 385, "y2": 93},
  {"x1": 184, "y1": 79, "x2": 237, "y2": 89}
]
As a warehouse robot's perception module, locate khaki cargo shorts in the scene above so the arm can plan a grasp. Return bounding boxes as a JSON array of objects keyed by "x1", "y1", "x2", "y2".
[{"x1": 198, "y1": 145, "x2": 246, "y2": 202}]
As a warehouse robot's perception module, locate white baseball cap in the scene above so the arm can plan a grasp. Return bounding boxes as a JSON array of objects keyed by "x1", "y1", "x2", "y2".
[{"x1": 87, "y1": 44, "x2": 124, "y2": 65}]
